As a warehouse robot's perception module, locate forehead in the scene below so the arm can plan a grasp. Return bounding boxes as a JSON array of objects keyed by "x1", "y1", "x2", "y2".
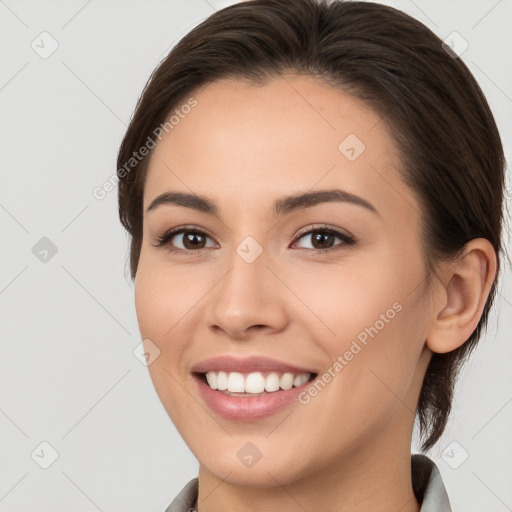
[{"x1": 143, "y1": 74, "x2": 417, "y2": 223}]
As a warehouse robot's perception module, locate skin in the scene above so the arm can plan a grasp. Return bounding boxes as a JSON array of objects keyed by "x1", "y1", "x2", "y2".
[{"x1": 134, "y1": 74, "x2": 497, "y2": 512}]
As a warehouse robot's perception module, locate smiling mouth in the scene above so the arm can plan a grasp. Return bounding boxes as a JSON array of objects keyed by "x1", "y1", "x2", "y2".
[{"x1": 195, "y1": 371, "x2": 318, "y2": 396}]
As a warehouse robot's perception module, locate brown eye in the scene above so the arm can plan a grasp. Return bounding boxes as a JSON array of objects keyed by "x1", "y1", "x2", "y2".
[
  {"x1": 180, "y1": 231, "x2": 207, "y2": 250},
  {"x1": 310, "y1": 231, "x2": 336, "y2": 249},
  {"x1": 154, "y1": 227, "x2": 217, "y2": 252},
  {"x1": 293, "y1": 226, "x2": 356, "y2": 252}
]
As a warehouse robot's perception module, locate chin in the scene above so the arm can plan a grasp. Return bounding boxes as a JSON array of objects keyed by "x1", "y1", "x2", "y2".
[
  {"x1": 201, "y1": 459, "x2": 302, "y2": 489},
  {"x1": 194, "y1": 438, "x2": 313, "y2": 489}
]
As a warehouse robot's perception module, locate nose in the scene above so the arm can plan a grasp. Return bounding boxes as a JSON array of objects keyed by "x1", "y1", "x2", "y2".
[{"x1": 204, "y1": 247, "x2": 289, "y2": 340}]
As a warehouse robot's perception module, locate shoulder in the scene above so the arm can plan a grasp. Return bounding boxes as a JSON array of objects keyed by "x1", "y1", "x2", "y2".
[
  {"x1": 163, "y1": 478, "x2": 198, "y2": 512},
  {"x1": 412, "y1": 454, "x2": 452, "y2": 512}
]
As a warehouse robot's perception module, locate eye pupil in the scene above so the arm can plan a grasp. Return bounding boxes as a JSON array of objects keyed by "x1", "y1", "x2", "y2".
[
  {"x1": 312, "y1": 232, "x2": 334, "y2": 249},
  {"x1": 184, "y1": 232, "x2": 205, "y2": 250}
]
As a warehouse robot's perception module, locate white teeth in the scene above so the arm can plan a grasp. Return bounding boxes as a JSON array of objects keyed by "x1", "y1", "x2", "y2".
[
  {"x1": 280, "y1": 372, "x2": 294, "y2": 390},
  {"x1": 204, "y1": 370, "x2": 312, "y2": 393},
  {"x1": 227, "y1": 372, "x2": 245, "y2": 392},
  {"x1": 245, "y1": 372, "x2": 265, "y2": 393},
  {"x1": 293, "y1": 374, "x2": 309, "y2": 387},
  {"x1": 265, "y1": 373, "x2": 280, "y2": 392},
  {"x1": 216, "y1": 371, "x2": 228, "y2": 390},
  {"x1": 205, "y1": 371, "x2": 217, "y2": 390}
]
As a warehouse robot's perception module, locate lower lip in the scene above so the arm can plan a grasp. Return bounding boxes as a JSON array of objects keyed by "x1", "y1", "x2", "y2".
[{"x1": 193, "y1": 374, "x2": 315, "y2": 421}]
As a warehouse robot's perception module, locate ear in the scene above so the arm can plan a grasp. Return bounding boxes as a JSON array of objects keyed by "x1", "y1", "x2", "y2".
[{"x1": 426, "y1": 238, "x2": 498, "y2": 354}]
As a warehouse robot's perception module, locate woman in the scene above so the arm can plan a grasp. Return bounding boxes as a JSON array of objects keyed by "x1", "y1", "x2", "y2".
[{"x1": 116, "y1": 0, "x2": 505, "y2": 510}]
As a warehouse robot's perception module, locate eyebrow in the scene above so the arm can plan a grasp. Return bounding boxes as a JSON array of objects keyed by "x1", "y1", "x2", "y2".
[{"x1": 146, "y1": 188, "x2": 380, "y2": 217}]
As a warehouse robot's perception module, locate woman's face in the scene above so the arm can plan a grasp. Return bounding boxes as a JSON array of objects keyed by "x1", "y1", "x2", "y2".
[{"x1": 135, "y1": 74, "x2": 435, "y2": 486}]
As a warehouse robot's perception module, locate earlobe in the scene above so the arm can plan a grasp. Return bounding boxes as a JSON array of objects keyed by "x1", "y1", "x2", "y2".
[{"x1": 426, "y1": 238, "x2": 497, "y2": 354}]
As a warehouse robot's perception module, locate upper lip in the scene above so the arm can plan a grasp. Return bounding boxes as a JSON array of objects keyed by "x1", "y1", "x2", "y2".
[{"x1": 191, "y1": 355, "x2": 316, "y2": 375}]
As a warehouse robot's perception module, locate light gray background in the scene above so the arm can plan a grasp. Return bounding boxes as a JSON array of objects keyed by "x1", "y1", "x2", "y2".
[{"x1": 1, "y1": 0, "x2": 511, "y2": 511}]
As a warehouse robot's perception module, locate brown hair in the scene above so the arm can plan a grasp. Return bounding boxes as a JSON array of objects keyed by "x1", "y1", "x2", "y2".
[{"x1": 117, "y1": 0, "x2": 506, "y2": 451}]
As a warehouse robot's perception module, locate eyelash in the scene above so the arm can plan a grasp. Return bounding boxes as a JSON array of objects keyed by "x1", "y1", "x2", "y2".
[{"x1": 153, "y1": 224, "x2": 356, "y2": 255}]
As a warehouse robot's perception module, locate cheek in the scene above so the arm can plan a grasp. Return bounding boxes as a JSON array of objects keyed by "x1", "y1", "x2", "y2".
[
  {"x1": 134, "y1": 248, "x2": 195, "y2": 339},
  {"x1": 290, "y1": 250, "x2": 428, "y2": 386},
  {"x1": 134, "y1": 269, "x2": 167, "y2": 342},
  {"x1": 134, "y1": 248, "x2": 221, "y2": 388},
  {"x1": 134, "y1": 253, "x2": 190, "y2": 387},
  {"x1": 286, "y1": 254, "x2": 408, "y2": 342},
  {"x1": 134, "y1": 259, "x2": 199, "y2": 427}
]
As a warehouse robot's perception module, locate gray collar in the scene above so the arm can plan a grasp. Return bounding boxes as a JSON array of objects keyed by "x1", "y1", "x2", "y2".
[{"x1": 164, "y1": 454, "x2": 452, "y2": 512}]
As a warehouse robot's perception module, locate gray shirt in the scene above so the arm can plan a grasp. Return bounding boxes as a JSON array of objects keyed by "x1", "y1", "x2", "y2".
[{"x1": 164, "y1": 454, "x2": 452, "y2": 512}]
